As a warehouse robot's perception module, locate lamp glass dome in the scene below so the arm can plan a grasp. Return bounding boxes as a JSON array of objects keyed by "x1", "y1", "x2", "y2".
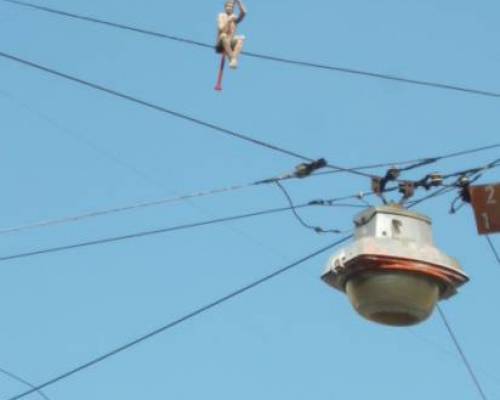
[{"x1": 345, "y1": 270, "x2": 440, "y2": 326}]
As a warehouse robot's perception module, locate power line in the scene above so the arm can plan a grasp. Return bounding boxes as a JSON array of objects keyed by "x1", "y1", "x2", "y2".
[
  {"x1": 0, "y1": 161, "x2": 368, "y2": 236},
  {"x1": 2, "y1": 52, "x2": 497, "y2": 183},
  {"x1": 0, "y1": 51, "x2": 376, "y2": 180},
  {"x1": 486, "y1": 236, "x2": 500, "y2": 266},
  {"x1": 274, "y1": 181, "x2": 344, "y2": 234},
  {"x1": 437, "y1": 306, "x2": 488, "y2": 400},
  {"x1": 0, "y1": 367, "x2": 51, "y2": 400},
  {"x1": 5, "y1": 156, "x2": 474, "y2": 240},
  {"x1": 4, "y1": 0, "x2": 500, "y2": 99},
  {"x1": 0, "y1": 53, "x2": 311, "y2": 163},
  {"x1": 4, "y1": 181, "x2": 486, "y2": 399},
  {"x1": 0, "y1": 181, "x2": 266, "y2": 235},
  {"x1": 0, "y1": 203, "x2": 311, "y2": 262},
  {"x1": 313, "y1": 143, "x2": 500, "y2": 177},
  {"x1": 6, "y1": 236, "x2": 352, "y2": 400},
  {"x1": 0, "y1": 200, "x2": 359, "y2": 263}
]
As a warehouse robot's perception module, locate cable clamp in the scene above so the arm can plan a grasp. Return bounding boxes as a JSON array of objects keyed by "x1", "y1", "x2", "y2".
[{"x1": 294, "y1": 158, "x2": 327, "y2": 178}]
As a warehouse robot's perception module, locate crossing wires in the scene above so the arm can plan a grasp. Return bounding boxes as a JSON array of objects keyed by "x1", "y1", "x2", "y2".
[
  {"x1": 0, "y1": 50, "x2": 374, "y2": 179},
  {"x1": 5, "y1": 236, "x2": 353, "y2": 400},
  {"x1": 0, "y1": 367, "x2": 51, "y2": 400},
  {"x1": 3, "y1": 0, "x2": 500, "y2": 99}
]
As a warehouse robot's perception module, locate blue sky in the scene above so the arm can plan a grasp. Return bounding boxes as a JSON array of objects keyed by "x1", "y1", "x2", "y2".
[{"x1": 0, "y1": 0, "x2": 499, "y2": 399}]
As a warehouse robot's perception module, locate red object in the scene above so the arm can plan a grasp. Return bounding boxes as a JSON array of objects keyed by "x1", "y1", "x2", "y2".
[
  {"x1": 214, "y1": 55, "x2": 225, "y2": 91},
  {"x1": 469, "y1": 183, "x2": 500, "y2": 234}
]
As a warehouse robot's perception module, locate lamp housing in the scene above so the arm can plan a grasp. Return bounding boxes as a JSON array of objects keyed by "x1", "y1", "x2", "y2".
[{"x1": 322, "y1": 205, "x2": 468, "y2": 326}]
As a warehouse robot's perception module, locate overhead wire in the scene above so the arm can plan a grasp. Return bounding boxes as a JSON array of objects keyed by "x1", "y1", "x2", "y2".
[
  {"x1": 0, "y1": 199, "x2": 361, "y2": 263},
  {"x1": 3, "y1": 0, "x2": 500, "y2": 99},
  {"x1": 0, "y1": 180, "x2": 269, "y2": 235},
  {"x1": 485, "y1": 236, "x2": 500, "y2": 266},
  {"x1": 3, "y1": 168, "x2": 490, "y2": 398},
  {"x1": 3, "y1": 155, "x2": 494, "y2": 238},
  {"x1": 0, "y1": 367, "x2": 51, "y2": 400},
  {"x1": 437, "y1": 306, "x2": 489, "y2": 400},
  {"x1": 406, "y1": 185, "x2": 490, "y2": 399},
  {"x1": 4, "y1": 167, "x2": 486, "y2": 399},
  {"x1": 5, "y1": 235, "x2": 353, "y2": 400},
  {"x1": 0, "y1": 50, "x2": 374, "y2": 179},
  {"x1": 274, "y1": 181, "x2": 343, "y2": 234},
  {"x1": 312, "y1": 143, "x2": 500, "y2": 178},
  {"x1": 1, "y1": 3, "x2": 496, "y2": 399},
  {"x1": 1, "y1": 51, "x2": 498, "y2": 184},
  {"x1": 0, "y1": 159, "x2": 364, "y2": 236}
]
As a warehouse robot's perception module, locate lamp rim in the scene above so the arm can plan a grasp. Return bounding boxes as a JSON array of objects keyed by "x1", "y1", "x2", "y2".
[{"x1": 329, "y1": 254, "x2": 469, "y2": 299}]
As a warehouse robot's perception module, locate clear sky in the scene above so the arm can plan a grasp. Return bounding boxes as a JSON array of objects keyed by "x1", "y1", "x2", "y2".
[{"x1": 0, "y1": 0, "x2": 499, "y2": 399}]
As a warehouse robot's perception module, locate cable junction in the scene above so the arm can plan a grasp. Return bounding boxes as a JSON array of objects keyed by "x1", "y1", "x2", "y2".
[
  {"x1": 3, "y1": 0, "x2": 500, "y2": 99},
  {"x1": 1, "y1": 49, "x2": 498, "y2": 185},
  {"x1": 0, "y1": 366, "x2": 51, "y2": 400},
  {"x1": 313, "y1": 143, "x2": 500, "y2": 179},
  {"x1": 0, "y1": 50, "x2": 376, "y2": 179},
  {"x1": 0, "y1": 159, "x2": 333, "y2": 235}
]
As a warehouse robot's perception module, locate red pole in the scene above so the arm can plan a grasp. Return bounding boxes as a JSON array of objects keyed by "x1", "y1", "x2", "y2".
[{"x1": 214, "y1": 54, "x2": 226, "y2": 91}]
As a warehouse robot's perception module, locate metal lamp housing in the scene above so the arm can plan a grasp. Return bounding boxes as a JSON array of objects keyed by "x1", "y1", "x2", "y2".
[{"x1": 322, "y1": 205, "x2": 468, "y2": 326}]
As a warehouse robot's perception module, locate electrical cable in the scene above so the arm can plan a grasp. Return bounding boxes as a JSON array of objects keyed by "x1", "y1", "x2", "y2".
[
  {"x1": 443, "y1": 158, "x2": 500, "y2": 180},
  {"x1": 0, "y1": 180, "x2": 268, "y2": 235},
  {"x1": 5, "y1": 235, "x2": 352, "y2": 400},
  {"x1": 0, "y1": 200, "x2": 358, "y2": 263},
  {"x1": 0, "y1": 163, "x2": 369, "y2": 236},
  {"x1": 0, "y1": 203, "x2": 313, "y2": 262},
  {"x1": 0, "y1": 52, "x2": 315, "y2": 164},
  {"x1": 274, "y1": 181, "x2": 343, "y2": 234},
  {"x1": 486, "y1": 236, "x2": 500, "y2": 266},
  {"x1": 0, "y1": 51, "x2": 377, "y2": 179},
  {"x1": 313, "y1": 143, "x2": 500, "y2": 177},
  {"x1": 3, "y1": 0, "x2": 500, "y2": 99},
  {"x1": 0, "y1": 367, "x2": 51, "y2": 400},
  {"x1": 437, "y1": 306, "x2": 488, "y2": 400},
  {"x1": 1, "y1": 53, "x2": 498, "y2": 183}
]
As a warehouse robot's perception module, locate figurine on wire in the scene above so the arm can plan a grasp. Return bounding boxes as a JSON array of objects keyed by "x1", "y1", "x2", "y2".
[{"x1": 214, "y1": 0, "x2": 247, "y2": 90}]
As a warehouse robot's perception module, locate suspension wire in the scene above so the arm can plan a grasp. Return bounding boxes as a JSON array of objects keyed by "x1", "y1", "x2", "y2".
[
  {"x1": 414, "y1": 167, "x2": 493, "y2": 400},
  {"x1": 444, "y1": 159, "x2": 500, "y2": 180},
  {"x1": 5, "y1": 236, "x2": 352, "y2": 400},
  {"x1": 0, "y1": 157, "x2": 366, "y2": 236},
  {"x1": 312, "y1": 143, "x2": 500, "y2": 177},
  {"x1": 0, "y1": 50, "x2": 374, "y2": 179},
  {"x1": 1, "y1": 149, "x2": 484, "y2": 241},
  {"x1": 4, "y1": 0, "x2": 500, "y2": 99},
  {"x1": 2, "y1": 168, "x2": 489, "y2": 398},
  {"x1": 3, "y1": 174, "x2": 487, "y2": 399},
  {"x1": 0, "y1": 204, "x2": 313, "y2": 262},
  {"x1": 0, "y1": 367, "x2": 51, "y2": 400},
  {"x1": 486, "y1": 236, "x2": 500, "y2": 266},
  {"x1": 0, "y1": 198, "x2": 360, "y2": 263},
  {"x1": 0, "y1": 180, "x2": 269, "y2": 235},
  {"x1": 1, "y1": 51, "x2": 497, "y2": 182},
  {"x1": 408, "y1": 158, "x2": 500, "y2": 208},
  {"x1": 437, "y1": 306, "x2": 488, "y2": 400}
]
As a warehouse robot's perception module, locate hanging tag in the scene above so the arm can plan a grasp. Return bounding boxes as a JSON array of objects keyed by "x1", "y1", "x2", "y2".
[{"x1": 469, "y1": 183, "x2": 500, "y2": 235}]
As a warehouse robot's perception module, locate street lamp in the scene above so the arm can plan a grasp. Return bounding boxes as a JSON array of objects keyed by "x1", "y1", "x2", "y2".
[{"x1": 322, "y1": 205, "x2": 468, "y2": 326}]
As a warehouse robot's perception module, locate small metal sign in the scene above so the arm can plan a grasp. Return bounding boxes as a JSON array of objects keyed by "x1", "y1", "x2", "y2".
[{"x1": 469, "y1": 183, "x2": 500, "y2": 235}]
